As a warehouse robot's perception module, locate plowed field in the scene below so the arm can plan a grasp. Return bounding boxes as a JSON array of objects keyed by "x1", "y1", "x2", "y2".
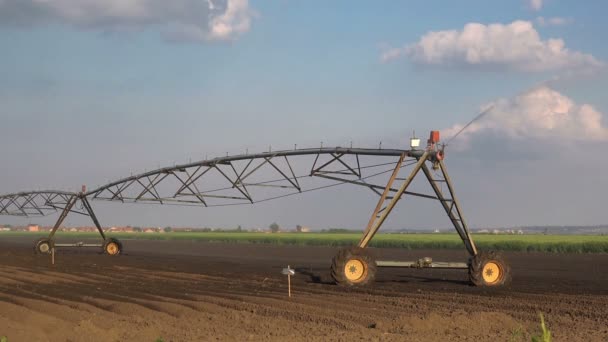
[{"x1": 0, "y1": 237, "x2": 606, "y2": 341}]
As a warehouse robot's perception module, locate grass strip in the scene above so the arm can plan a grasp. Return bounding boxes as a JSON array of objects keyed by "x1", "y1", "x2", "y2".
[{"x1": 2, "y1": 231, "x2": 607, "y2": 253}]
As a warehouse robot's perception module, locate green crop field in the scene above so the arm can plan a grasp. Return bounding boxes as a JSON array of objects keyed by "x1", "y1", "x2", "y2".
[{"x1": 2, "y1": 231, "x2": 608, "y2": 253}]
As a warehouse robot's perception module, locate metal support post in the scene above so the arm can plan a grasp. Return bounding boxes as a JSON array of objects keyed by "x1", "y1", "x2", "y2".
[
  {"x1": 438, "y1": 160, "x2": 477, "y2": 256},
  {"x1": 48, "y1": 195, "x2": 78, "y2": 240},
  {"x1": 358, "y1": 152, "x2": 428, "y2": 248},
  {"x1": 421, "y1": 161, "x2": 477, "y2": 256},
  {"x1": 80, "y1": 195, "x2": 106, "y2": 240}
]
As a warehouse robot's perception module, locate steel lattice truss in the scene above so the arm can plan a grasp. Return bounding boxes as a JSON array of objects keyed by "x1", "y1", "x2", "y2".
[
  {"x1": 0, "y1": 141, "x2": 478, "y2": 258},
  {"x1": 85, "y1": 147, "x2": 435, "y2": 208},
  {"x1": 0, "y1": 148, "x2": 449, "y2": 221},
  {"x1": 0, "y1": 133, "x2": 512, "y2": 286},
  {"x1": 0, "y1": 148, "x2": 446, "y2": 217},
  {"x1": 0, "y1": 191, "x2": 84, "y2": 217}
]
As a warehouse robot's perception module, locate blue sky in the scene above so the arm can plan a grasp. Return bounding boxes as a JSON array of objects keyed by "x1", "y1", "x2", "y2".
[{"x1": 1, "y1": 0, "x2": 607, "y2": 230}]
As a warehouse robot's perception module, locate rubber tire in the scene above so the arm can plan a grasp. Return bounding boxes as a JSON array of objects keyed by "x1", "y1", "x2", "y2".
[
  {"x1": 331, "y1": 246, "x2": 377, "y2": 287},
  {"x1": 469, "y1": 251, "x2": 511, "y2": 287},
  {"x1": 34, "y1": 238, "x2": 53, "y2": 254},
  {"x1": 103, "y1": 238, "x2": 123, "y2": 256}
]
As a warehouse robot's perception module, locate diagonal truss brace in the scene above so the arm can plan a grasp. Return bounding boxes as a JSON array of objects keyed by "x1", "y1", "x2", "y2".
[
  {"x1": 43, "y1": 193, "x2": 107, "y2": 242},
  {"x1": 48, "y1": 194, "x2": 79, "y2": 240},
  {"x1": 86, "y1": 147, "x2": 418, "y2": 206},
  {"x1": 358, "y1": 152, "x2": 426, "y2": 248},
  {"x1": 421, "y1": 161, "x2": 477, "y2": 256},
  {"x1": 356, "y1": 152, "x2": 477, "y2": 256},
  {"x1": 0, "y1": 191, "x2": 109, "y2": 244}
]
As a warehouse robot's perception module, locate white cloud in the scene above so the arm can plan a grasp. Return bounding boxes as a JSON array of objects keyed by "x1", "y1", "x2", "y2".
[
  {"x1": 208, "y1": 0, "x2": 251, "y2": 40},
  {"x1": 528, "y1": 0, "x2": 543, "y2": 11},
  {"x1": 0, "y1": 0, "x2": 254, "y2": 42},
  {"x1": 536, "y1": 16, "x2": 572, "y2": 27},
  {"x1": 444, "y1": 86, "x2": 608, "y2": 145},
  {"x1": 380, "y1": 47, "x2": 403, "y2": 63},
  {"x1": 382, "y1": 20, "x2": 602, "y2": 72}
]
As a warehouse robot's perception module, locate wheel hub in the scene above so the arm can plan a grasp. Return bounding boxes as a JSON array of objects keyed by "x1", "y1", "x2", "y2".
[
  {"x1": 482, "y1": 261, "x2": 501, "y2": 284},
  {"x1": 106, "y1": 242, "x2": 119, "y2": 255},
  {"x1": 39, "y1": 243, "x2": 50, "y2": 253},
  {"x1": 344, "y1": 259, "x2": 366, "y2": 282}
]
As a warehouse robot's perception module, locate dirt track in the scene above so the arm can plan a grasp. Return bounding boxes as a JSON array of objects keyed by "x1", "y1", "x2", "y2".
[{"x1": 0, "y1": 237, "x2": 607, "y2": 341}]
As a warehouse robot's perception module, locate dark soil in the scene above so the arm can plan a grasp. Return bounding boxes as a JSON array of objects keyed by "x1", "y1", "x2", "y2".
[{"x1": 0, "y1": 237, "x2": 606, "y2": 341}]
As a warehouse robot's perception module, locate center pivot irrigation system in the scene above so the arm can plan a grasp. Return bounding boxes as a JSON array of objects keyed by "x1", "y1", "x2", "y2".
[{"x1": 0, "y1": 131, "x2": 510, "y2": 287}]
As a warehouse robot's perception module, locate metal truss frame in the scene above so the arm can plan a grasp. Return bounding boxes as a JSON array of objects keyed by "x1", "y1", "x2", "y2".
[
  {"x1": 0, "y1": 191, "x2": 82, "y2": 217},
  {"x1": 357, "y1": 153, "x2": 477, "y2": 256},
  {"x1": 0, "y1": 143, "x2": 477, "y2": 258},
  {"x1": 85, "y1": 148, "x2": 420, "y2": 205},
  {"x1": 0, "y1": 191, "x2": 106, "y2": 248}
]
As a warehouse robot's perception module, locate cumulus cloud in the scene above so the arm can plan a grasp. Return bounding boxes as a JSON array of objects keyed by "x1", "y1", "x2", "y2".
[
  {"x1": 382, "y1": 21, "x2": 602, "y2": 72},
  {"x1": 0, "y1": 0, "x2": 254, "y2": 42},
  {"x1": 528, "y1": 0, "x2": 543, "y2": 11},
  {"x1": 444, "y1": 86, "x2": 608, "y2": 146},
  {"x1": 536, "y1": 16, "x2": 572, "y2": 27}
]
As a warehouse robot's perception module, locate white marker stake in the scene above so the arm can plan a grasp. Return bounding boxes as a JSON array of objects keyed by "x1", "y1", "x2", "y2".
[{"x1": 282, "y1": 265, "x2": 295, "y2": 298}]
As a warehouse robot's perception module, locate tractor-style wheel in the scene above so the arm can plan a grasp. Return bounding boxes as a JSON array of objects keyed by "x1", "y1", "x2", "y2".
[
  {"x1": 331, "y1": 247, "x2": 377, "y2": 287},
  {"x1": 34, "y1": 238, "x2": 53, "y2": 254},
  {"x1": 103, "y1": 238, "x2": 122, "y2": 256},
  {"x1": 469, "y1": 251, "x2": 511, "y2": 287}
]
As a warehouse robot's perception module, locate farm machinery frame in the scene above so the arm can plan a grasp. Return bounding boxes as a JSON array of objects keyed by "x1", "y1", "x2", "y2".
[
  {"x1": 0, "y1": 131, "x2": 510, "y2": 287},
  {"x1": 0, "y1": 190, "x2": 122, "y2": 256}
]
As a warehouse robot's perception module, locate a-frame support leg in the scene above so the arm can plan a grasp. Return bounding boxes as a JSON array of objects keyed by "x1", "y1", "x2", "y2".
[
  {"x1": 421, "y1": 161, "x2": 477, "y2": 256},
  {"x1": 80, "y1": 195, "x2": 106, "y2": 241},
  {"x1": 358, "y1": 152, "x2": 428, "y2": 248},
  {"x1": 33, "y1": 193, "x2": 121, "y2": 256},
  {"x1": 47, "y1": 195, "x2": 78, "y2": 241}
]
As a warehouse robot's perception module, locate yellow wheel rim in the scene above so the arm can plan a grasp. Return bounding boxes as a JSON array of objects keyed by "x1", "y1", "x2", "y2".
[
  {"x1": 482, "y1": 261, "x2": 501, "y2": 284},
  {"x1": 39, "y1": 243, "x2": 50, "y2": 253},
  {"x1": 106, "y1": 242, "x2": 119, "y2": 255},
  {"x1": 344, "y1": 259, "x2": 366, "y2": 282}
]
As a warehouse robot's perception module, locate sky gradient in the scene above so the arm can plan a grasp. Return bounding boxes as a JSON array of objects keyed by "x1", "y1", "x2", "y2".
[{"x1": 1, "y1": 0, "x2": 607, "y2": 230}]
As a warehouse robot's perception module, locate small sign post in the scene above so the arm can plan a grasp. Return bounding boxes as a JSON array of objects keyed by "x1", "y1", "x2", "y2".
[{"x1": 281, "y1": 265, "x2": 295, "y2": 298}]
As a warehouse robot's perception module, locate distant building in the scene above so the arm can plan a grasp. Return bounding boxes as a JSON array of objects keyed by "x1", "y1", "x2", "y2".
[
  {"x1": 75, "y1": 227, "x2": 96, "y2": 232},
  {"x1": 28, "y1": 224, "x2": 40, "y2": 232},
  {"x1": 108, "y1": 226, "x2": 134, "y2": 233}
]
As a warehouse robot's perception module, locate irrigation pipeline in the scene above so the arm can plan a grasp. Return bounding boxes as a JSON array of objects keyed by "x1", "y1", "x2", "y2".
[{"x1": 90, "y1": 159, "x2": 421, "y2": 209}]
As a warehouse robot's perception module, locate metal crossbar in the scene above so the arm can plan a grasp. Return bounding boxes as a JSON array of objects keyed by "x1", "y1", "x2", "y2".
[
  {"x1": 86, "y1": 148, "x2": 428, "y2": 207},
  {"x1": 0, "y1": 142, "x2": 477, "y2": 258}
]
